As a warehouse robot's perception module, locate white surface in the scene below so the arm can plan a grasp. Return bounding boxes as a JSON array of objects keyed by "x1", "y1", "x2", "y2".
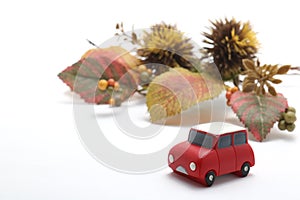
[
  {"x1": 1, "y1": 0, "x2": 300, "y2": 200},
  {"x1": 192, "y1": 122, "x2": 246, "y2": 135}
]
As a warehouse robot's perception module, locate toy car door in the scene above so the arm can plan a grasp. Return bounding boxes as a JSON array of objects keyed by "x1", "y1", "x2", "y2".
[
  {"x1": 216, "y1": 134, "x2": 236, "y2": 175},
  {"x1": 233, "y1": 131, "x2": 254, "y2": 169}
]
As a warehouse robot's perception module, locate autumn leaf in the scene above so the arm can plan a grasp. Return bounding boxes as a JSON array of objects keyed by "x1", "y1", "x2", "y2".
[
  {"x1": 230, "y1": 91, "x2": 288, "y2": 141},
  {"x1": 241, "y1": 59, "x2": 290, "y2": 96},
  {"x1": 146, "y1": 68, "x2": 223, "y2": 122},
  {"x1": 58, "y1": 47, "x2": 139, "y2": 104},
  {"x1": 58, "y1": 60, "x2": 81, "y2": 91}
]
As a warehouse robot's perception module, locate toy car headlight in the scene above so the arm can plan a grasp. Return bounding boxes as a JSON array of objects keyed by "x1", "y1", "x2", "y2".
[
  {"x1": 189, "y1": 162, "x2": 196, "y2": 171},
  {"x1": 169, "y1": 154, "x2": 174, "y2": 163}
]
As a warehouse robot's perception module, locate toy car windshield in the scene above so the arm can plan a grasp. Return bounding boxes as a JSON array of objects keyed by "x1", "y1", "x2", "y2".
[{"x1": 188, "y1": 129, "x2": 214, "y2": 149}]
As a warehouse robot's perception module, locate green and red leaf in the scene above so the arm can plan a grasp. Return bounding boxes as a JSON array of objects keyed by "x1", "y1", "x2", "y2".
[
  {"x1": 146, "y1": 68, "x2": 223, "y2": 122},
  {"x1": 230, "y1": 91, "x2": 288, "y2": 141},
  {"x1": 58, "y1": 47, "x2": 139, "y2": 104}
]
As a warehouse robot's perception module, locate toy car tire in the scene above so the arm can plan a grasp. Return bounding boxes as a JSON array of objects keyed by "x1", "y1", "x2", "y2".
[
  {"x1": 205, "y1": 171, "x2": 215, "y2": 187},
  {"x1": 240, "y1": 162, "x2": 250, "y2": 177}
]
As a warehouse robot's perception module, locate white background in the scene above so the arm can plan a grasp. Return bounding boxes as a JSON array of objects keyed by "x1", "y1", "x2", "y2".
[{"x1": 1, "y1": 0, "x2": 300, "y2": 199}]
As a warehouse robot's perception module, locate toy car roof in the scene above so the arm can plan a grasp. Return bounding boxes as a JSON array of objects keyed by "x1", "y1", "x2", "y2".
[{"x1": 191, "y1": 122, "x2": 246, "y2": 135}]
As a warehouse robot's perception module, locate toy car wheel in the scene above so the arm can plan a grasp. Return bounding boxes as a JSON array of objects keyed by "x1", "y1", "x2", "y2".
[
  {"x1": 240, "y1": 162, "x2": 250, "y2": 177},
  {"x1": 205, "y1": 171, "x2": 215, "y2": 187}
]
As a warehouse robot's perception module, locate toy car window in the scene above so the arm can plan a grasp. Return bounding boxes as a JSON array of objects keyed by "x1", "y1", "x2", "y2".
[
  {"x1": 218, "y1": 135, "x2": 232, "y2": 148},
  {"x1": 234, "y1": 132, "x2": 246, "y2": 145},
  {"x1": 188, "y1": 130, "x2": 214, "y2": 149}
]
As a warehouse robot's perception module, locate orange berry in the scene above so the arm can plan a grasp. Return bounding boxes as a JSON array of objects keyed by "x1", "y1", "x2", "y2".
[
  {"x1": 114, "y1": 82, "x2": 120, "y2": 91},
  {"x1": 108, "y1": 98, "x2": 115, "y2": 106},
  {"x1": 138, "y1": 65, "x2": 147, "y2": 72},
  {"x1": 98, "y1": 79, "x2": 108, "y2": 91},
  {"x1": 227, "y1": 100, "x2": 231, "y2": 106},
  {"x1": 231, "y1": 86, "x2": 239, "y2": 93},
  {"x1": 225, "y1": 91, "x2": 232, "y2": 100},
  {"x1": 147, "y1": 69, "x2": 152, "y2": 74},
  {"x1": 225, "y1": 85, "x2": 231, "y2": 91},
  {"x1": 107, "y1": 78, "x2": 115, "y2": 87}
]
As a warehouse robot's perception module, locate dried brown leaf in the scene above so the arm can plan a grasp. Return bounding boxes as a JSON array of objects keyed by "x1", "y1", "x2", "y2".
[
  {"x1": 242, "y1": 59, "x2": 255, "y2": 70},
  {"x1": 245, "y1": 76, "x2": 257, "y2": 81},
  {"x1": 246, "y1": 71, "x2": 259, "y2": 79},
  {"x1": 268, "y1": 65, "x2": 278, "y2": 76},
  {"x1": 265, "y1": 64, "x2": 271, "y2": 72},
  {"x1": 243, "y1": 79, "x2": 255, "y2": 90},
  {"x1": 241, "y1": 59, "x2": 289, "y2": 96},
  {"x1": 269, "y1": 78, "x2": 282, "y2": 84},
  {"x1": 277, "y1": 65, "x2": 290, "y2": 74},
  {"x1": 243, "y1": 83, "x2": 256, "y2": 92},
  {"x1": 268, "y1": 85, "x2": 277, "y2": 96}
]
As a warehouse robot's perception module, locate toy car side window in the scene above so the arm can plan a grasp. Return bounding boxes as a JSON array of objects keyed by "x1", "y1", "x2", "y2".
[
  {"x1": 234, "y1": 132, "x2": 246, "y2": 145},
  {"x1": 218, "y1": 135, "x2": 232, "y2": 149}
]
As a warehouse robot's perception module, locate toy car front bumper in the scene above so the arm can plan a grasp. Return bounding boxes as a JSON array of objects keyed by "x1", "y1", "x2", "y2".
[{"x1": 176, "y1": 166, "x2": 188, "y2": 175}]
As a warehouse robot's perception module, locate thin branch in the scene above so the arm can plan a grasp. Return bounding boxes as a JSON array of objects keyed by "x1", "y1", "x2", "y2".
[
  {"x1": 86, "y1": 39, "x2": 99, "y2": 48},
  {"x1": 290, "y1": 66, "x2": 300, "y2": 71}
]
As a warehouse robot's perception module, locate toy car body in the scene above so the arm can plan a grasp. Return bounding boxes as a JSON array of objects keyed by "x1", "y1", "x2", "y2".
[{"x1": 168, "y1": 122, "x2": 255, "y2": 186}]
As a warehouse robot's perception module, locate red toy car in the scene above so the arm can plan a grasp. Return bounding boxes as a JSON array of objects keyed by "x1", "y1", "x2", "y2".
[{"x1": 168, "y1": 122, "x2": 255, "y2": 186}]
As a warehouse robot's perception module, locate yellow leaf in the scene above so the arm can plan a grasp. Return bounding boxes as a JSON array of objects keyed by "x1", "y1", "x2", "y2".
[{"x1": 146, "y1": 68, "x2": 223, "y2": 122}]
